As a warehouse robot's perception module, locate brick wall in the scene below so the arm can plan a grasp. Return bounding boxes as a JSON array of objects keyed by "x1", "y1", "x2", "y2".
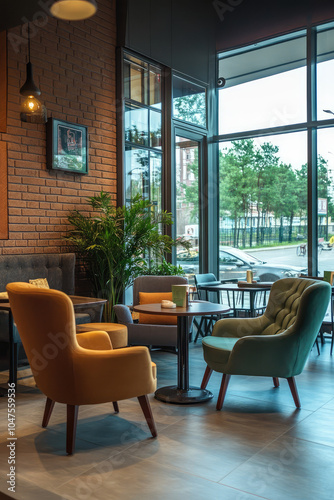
[{"x1": 0, "y1": 0, "x2": 117, "y2": 256}]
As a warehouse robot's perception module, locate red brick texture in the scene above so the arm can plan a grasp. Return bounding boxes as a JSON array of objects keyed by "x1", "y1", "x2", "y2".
[{"x1": 0, "y1": 0, "x2": 117, "y2": 256}]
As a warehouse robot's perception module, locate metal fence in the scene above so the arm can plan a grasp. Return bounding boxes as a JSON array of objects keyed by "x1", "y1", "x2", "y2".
[{"x1": 219, "y1": 225, "x2": 330, "y2": 248}]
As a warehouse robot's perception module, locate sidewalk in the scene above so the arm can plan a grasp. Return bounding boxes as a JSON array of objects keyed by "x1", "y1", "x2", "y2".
[{"x1": 245, "y1": 244, "x2": 300, "y2": 253}]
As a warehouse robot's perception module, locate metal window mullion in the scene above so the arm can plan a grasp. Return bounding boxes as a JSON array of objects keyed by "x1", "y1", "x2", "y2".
[{"x1": 307, "y1": 27, "x2": 318, "y2": 277}]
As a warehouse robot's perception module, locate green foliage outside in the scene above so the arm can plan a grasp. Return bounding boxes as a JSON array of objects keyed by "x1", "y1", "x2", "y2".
[
  {"x1": 219, "y1": 139, "x2": 333, "y2": 248},
  {"x1": 173, "y1": 93, "x2": 206, "y2": 127},
  {"x1": 177, "y1": 138, "x2": 333, "y2": 249},
  {"x1": 65, "y1": 192, "x2": 189, "y2": 321}
]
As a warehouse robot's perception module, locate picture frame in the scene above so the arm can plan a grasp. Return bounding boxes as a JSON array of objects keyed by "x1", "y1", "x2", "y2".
[{"x1": 46, "y1": 118, "x2": 88, "y2": 174}]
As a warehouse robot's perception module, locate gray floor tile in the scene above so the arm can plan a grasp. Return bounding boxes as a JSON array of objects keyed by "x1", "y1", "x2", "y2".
[
  {"x1": 0, "y1": 342, "x2": 333, "y2": 500},
  {"x1": 56, "y1": 450, "x2": 269, "y2": 500},
  {"x1": 221, "y1": 436, "x2": 334, "y2": 500},
  {"x1": 285, "y1": 407, "x2": 334, "y2": 447}
]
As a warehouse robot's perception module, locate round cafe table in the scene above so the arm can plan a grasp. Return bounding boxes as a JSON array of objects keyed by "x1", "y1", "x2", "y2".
[{"x1": 133, "y1": 300, "x2": 230, "y2": 404}]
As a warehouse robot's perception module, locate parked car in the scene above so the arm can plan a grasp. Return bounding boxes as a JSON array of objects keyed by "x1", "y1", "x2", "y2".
[{"x1": 177, "y1": 246, "x2": 307, "y2": 282}]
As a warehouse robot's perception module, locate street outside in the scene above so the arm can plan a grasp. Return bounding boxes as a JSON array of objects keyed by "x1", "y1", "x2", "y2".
[{"x1": 251, "y1": 245, "x2": 334, "y2": 276}]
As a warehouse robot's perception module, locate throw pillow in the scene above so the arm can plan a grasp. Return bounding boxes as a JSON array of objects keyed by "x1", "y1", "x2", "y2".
[
  {"x1": 29, "y1": 278, "x2": 50, "y2": 289},
  {"x1": 139, "y1": 292, "x2": 177, "y2": 325}
]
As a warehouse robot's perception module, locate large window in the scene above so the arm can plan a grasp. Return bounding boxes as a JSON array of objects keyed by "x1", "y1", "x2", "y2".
[
  {"x1": 124, "y1": 53, "x2": 162, "y2": 211},
  {"x1": 218, "y1": 34, "x2": 307, "y2": 134},
  {"x1": 175, "y1": 136, "x2": 200, "y2": 276},
  {"x1": 218, "y1": 25, "x2": 334, "y2": 279},
  {"x1": 173, "y1": 76, "x2": 206, "y2": 128}
]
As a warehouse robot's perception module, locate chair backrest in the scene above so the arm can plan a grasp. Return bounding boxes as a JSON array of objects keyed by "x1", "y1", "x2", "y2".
[
  {"x1": 0, "y1": 253, "x2": 76, "y2": 294},
  {"x1": 133, "y1": 275, "x2": 188, "y2": 306},
  {"x1": 263, "y1": 277, "x2": 331, "y2": 373},
  {"x1": 194, "y1": 273, "x2": 218, "y2": 287},
  {"x1": 6, "y1": 282, "x2": 79, "y2": 402},
  {"x1": 194, "y1": 273, "x2": 221, "y2": 300}
]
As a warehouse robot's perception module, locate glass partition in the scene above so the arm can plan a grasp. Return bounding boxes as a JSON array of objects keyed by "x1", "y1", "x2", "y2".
[
  {"x1": 173, "y1": 76, "x2": 206, "y2": 128},
  {"x1": 123, "y1": 52, "x2": 163, "y2": 206},
  {"x1": 218, "y1": 34, "x2": 307, "y2": 134},
  {"x1": 175, "y1": 136, "x2": 200, "y2": 278},
  {"x1": 219, "y1": 132, "x2": 308, "y2": 281},
  {"x1": 317, "y1": 27, "x2": 334, "y2": 121},
  {"x1": 317, "y1": 128, "x2": 334, "y2": 277}
]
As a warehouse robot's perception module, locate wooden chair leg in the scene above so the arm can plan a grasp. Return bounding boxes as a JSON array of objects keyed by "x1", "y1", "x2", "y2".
[
  {"x1": 273, "y1": 377, "x2": 279, "y2": 388},
  {"x1": 138, "y1": 395, "x2": 157, "y2": 438},
  {"x1": 42, "y1": 397, "x2": 55, "y2": 428},
  {"x1": 112, "y1": 401, "x2": 119, "y2": 413},
  {"x1": 201, "y1": 365, "x2": 213, "y2": 389},
  {"x1": 287, "y1": 377, "x2": 301, "y2": 408},
  {"x1": 216, "y1": 374, "x2": 231, "y2": 411},
  {"x1": 66, "y1": 405, "x2": 79, "y2": 455}
]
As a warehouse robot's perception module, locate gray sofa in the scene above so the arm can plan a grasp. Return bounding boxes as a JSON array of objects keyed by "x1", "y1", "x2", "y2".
[
  {"x1": 0, "y1": 253, "x2": 97, "y2": 383},
  {"x1": 113, "y1": 275, "x2": 189, "y2": 347}
]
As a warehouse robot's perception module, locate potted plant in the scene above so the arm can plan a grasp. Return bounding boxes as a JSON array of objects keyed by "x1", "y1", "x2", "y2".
[{"x1": 65, "y1": 191, "x2": 188, "y2": 321}]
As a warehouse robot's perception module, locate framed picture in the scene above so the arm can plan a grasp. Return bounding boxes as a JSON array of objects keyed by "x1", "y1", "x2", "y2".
[{"x1": 46, "y1": 118, "x2": 88, "y2": 174}]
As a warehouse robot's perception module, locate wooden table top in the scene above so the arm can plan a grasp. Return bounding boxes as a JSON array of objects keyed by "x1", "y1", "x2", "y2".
[
  {"x1": 199, "y1": 282, "x2": 273, "y2": 292},
  {"x1": 133, "y1": 300, "x2": 230, "y2": 317},
  {"x1": 0, "y1": 295, "x2": 107, "y2": 311},
  {"x1": 69, "y1": 295, "x2": 107, "y2": 308}
]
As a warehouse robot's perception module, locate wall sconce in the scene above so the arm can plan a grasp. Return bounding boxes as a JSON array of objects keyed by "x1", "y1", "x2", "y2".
[
  {"x1": 50, "y1": 0, "x2": 97, "y2": 20},
  {"x1": 20, "y1": 24, "x2": 47, "y2": 124}
]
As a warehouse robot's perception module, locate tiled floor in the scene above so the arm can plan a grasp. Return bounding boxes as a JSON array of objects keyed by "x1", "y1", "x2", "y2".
[{"x1": 1, "y1": 340, "x2": 334, "y2": 500}]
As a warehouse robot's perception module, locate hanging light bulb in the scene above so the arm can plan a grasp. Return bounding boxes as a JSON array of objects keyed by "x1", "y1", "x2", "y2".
[
  {"x1": 20, "y1": 96, "x2": 47, "y2": 124},
  {"x1": 50, "y1": 0, "x2": 97, "y2": 21},
  {"x1": 20, "y1": 24, "x2": 47, "y2": 124}
]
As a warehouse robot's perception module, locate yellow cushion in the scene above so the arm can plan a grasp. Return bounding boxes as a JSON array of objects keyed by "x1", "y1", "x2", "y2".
[
  {"x1": 29, "y1": 278, "x2": 49, "y2": 289},
  {"x1": 76, "y1": 323, "x2": 128, "y2": 349},
  {"x1": 139, "y1": 292, "x2": 177, "y2": 325}
]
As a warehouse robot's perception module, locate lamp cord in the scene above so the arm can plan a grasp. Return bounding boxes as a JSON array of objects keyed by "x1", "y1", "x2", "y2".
[{"x1": 27, "y1": 23, "x2": 30, "y2": 63}]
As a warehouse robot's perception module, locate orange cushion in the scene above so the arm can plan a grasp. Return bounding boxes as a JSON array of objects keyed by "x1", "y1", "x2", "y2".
[{"x1": 138, "y1": 292, "x2": 177, "y2": 325}]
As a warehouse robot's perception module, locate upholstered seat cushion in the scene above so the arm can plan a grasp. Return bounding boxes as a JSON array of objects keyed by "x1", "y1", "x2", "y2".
[
  {"x1": 202, "y1": 336, "x2": 240, "y2": 372},
  {"x1": 76, "y1": 322, "x2": 128, "y2": 349}
]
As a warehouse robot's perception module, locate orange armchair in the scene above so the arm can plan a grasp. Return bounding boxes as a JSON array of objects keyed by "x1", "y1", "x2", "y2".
[{"x1": 6, "y1": 283, "x2": 157, "y2": 455}]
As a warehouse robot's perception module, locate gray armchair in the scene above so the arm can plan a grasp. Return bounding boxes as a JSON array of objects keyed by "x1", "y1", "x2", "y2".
[{"x1": 114, "y1": 275, "x2": 188, "y2": 347}]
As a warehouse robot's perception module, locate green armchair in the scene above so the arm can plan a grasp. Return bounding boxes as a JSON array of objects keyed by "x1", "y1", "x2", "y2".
[{"x1": 201, "y1": 277, "x2": 331, "y2": 410}]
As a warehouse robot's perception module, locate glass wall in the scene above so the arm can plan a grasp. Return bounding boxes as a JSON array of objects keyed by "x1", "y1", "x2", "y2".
[
  {"x1": 217, "y1": 26, "x2": 334, "y2": 280},
  {"x1": 124, "y1": 53, "x2": 162, "y2": 209},
  {"x1": 218, "y1": 133, "x2": 308, "y2": 281},
  {"x1": 175, "y1": 136, "x2": 200, "y2": 276},
  {"x1": 173, "y1": 76, "x2": 206, "y2": 128},
  {"x1": 316, "y1": 26, "x2": 334, "y2": 278}
]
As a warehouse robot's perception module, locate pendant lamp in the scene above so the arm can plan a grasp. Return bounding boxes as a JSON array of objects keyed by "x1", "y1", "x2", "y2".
[
  {"x1": 20, "y1": 24, "x2": 47, "y2": 124},
  {"x1": 50, "y1": 0, "x2": 97, "y2": 21}
]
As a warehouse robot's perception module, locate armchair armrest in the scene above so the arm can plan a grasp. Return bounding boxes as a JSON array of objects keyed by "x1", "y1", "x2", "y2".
[
  {"x1": 227, "y1": 332, "x2": 300, "y2": 377},
  {"x1": 76, "y1": 330, "x2": 112, "y2": 350},
  {"x1": 73, "y1": 346, "x2": 156, "y2": 404},
  {"x1": 113, "y1": 304, "x2": 133, "y2": 325}
]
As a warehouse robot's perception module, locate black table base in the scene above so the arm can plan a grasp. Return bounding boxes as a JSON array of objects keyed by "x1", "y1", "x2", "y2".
[
  {"x1": 155, "y1": 315, "x2": 214, "y2": 404},
  {"x1": 155, "y1": 386, "x2": 213, "y2": 404}
]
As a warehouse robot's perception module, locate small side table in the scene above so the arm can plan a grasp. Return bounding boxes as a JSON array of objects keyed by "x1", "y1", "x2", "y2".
[{"x1": 133, "y1": 300, "x2": 230, "y2": 404}]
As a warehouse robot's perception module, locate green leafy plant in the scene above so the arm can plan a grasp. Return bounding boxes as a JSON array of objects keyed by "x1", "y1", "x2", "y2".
[
  {"x1": 141, "y1": 258, "x2": 185, "y2": 277},
  {"x1": 65, "y1": 191, "x2": 188, "y2": 321}
]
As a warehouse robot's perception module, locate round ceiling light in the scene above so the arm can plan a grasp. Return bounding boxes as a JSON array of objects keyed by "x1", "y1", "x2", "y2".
[{"x1": 50, "y1": 0, "x2": 97, "y2": 21}]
